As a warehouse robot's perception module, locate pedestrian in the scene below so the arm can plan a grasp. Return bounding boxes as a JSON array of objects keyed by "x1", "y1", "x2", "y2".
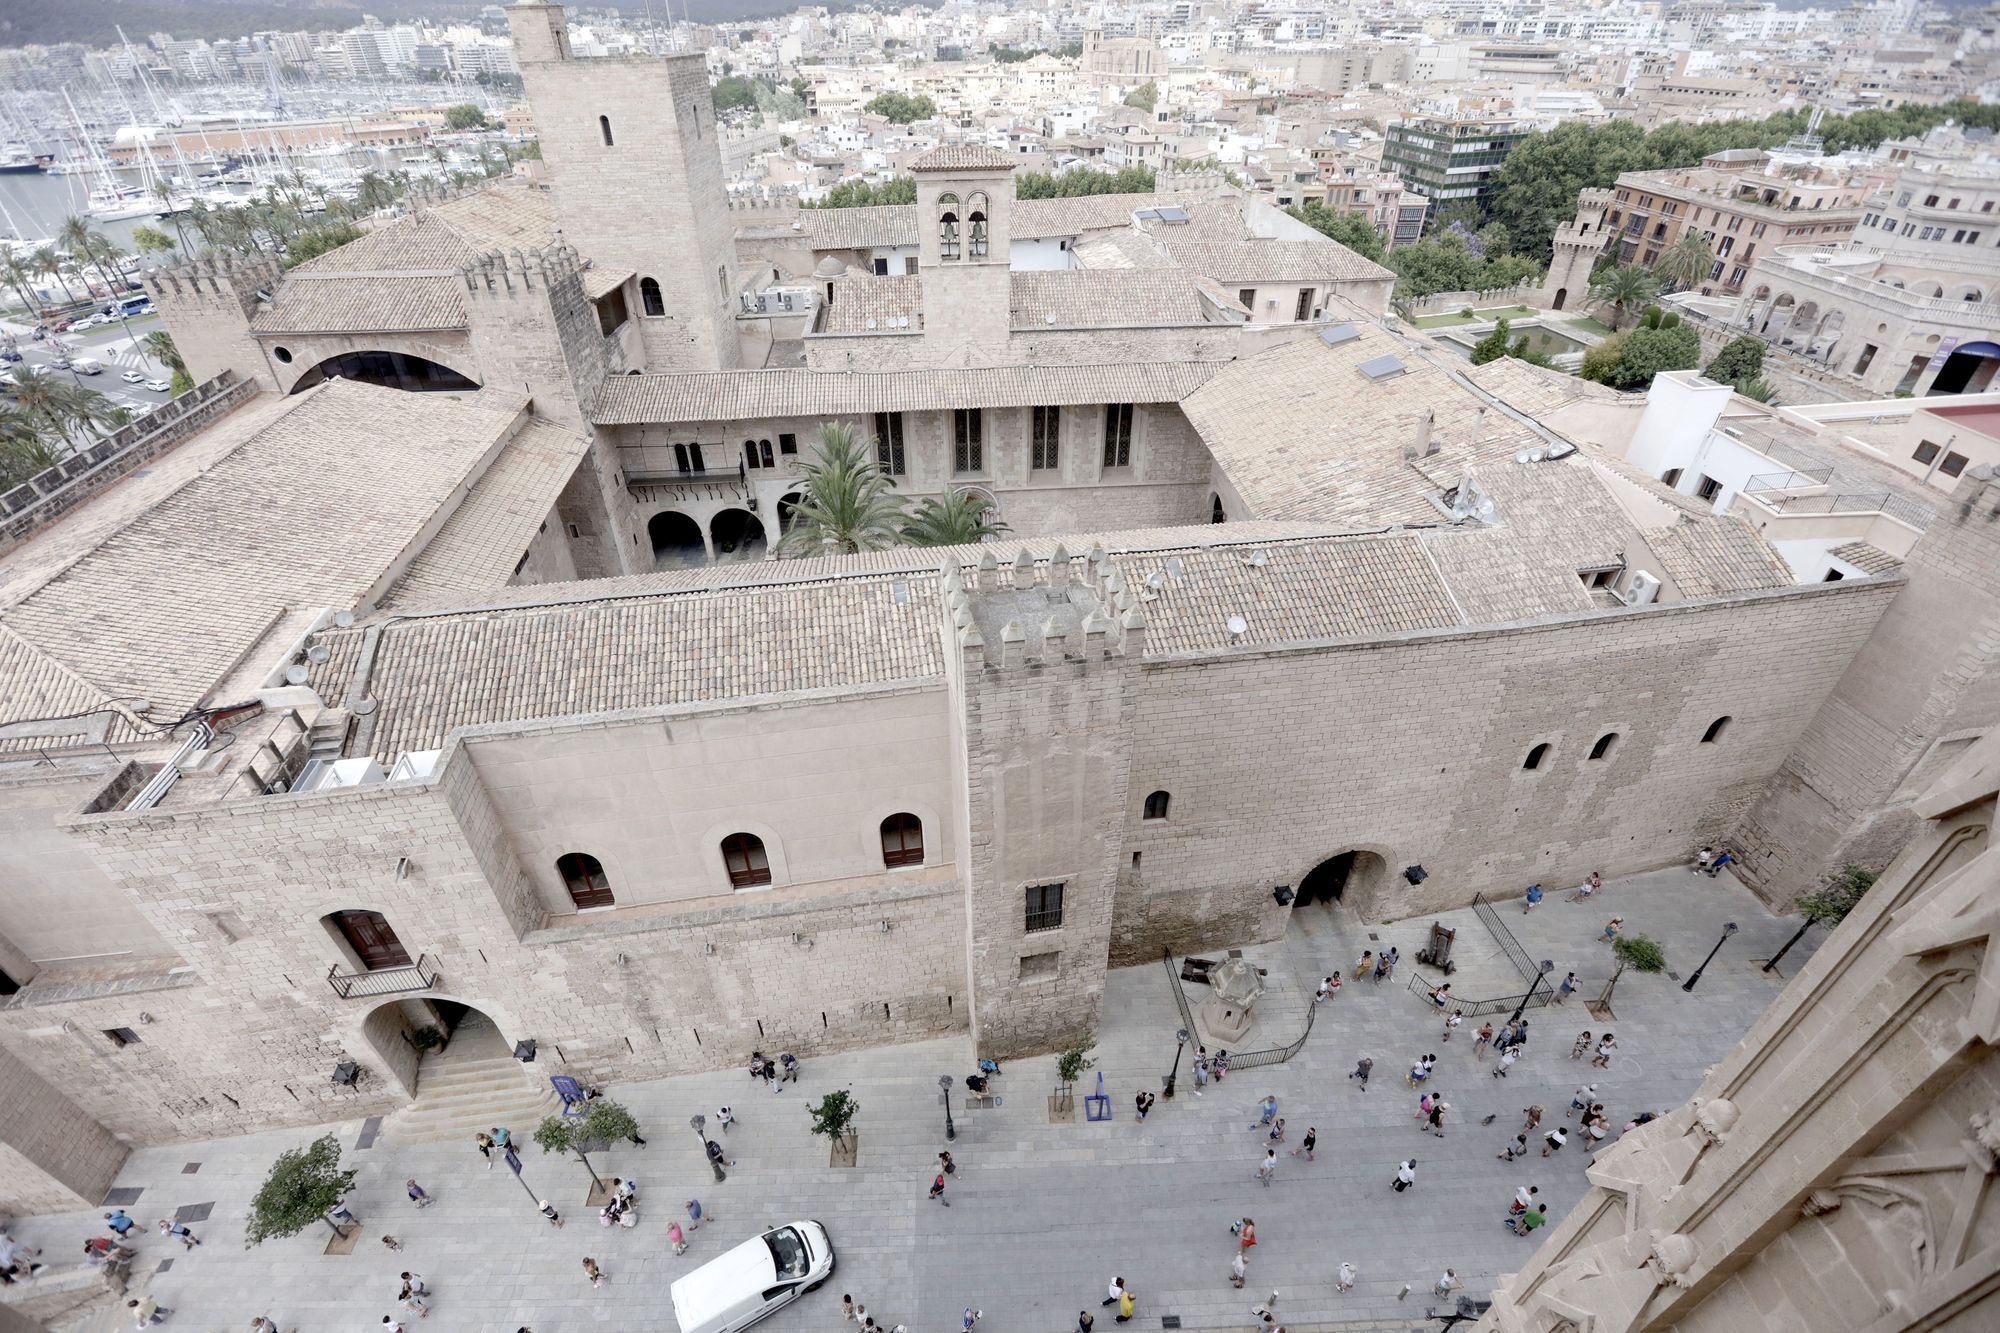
[
  {"x1": 475, "y1": 1131, "x2": 495, "y2": 1168},
  {"x1": 1290, "y1": 1127, "x2": 1316, "y2": 1161},
  {"x1": 1349, "y1": 1056, "x2": 1373, "y2": 1090},
  {"x1": 685, "y1": 1199, "x2": 704, "y2": 1231},
  {"x1": 842, "y1": 1296, "x2": 857, "y2": 1322},
  {"x1": 705, "y1": 1139, "x2": 731, "y2": 1169},
  {"x1": 1252, "y1": 1290, "x2": 1279, "y2": 1320},
  {"x1": 1429, "y1": 983, "x2": 1451, "y2": 1010},
  {"x1": 1442, "y1": 1009, "x2": 1463, "y2": 1042},
  {"x1": 1407, "y1": 1054, "x2": 1435, "y2": 1086},
  {"x1": 1211, "y1": 1051, "x2": 1230, "y2": 1082},
  {"x1": 406, "y1": 1180, "x2": 433, "y2": 1208},
  {"x1": 249, "y1": 1320, "x2": 278, "y2": 1333},
  {"x1": 760, "y1": 1056, "x2": 778, "y2": 1090},
  {"x1": 1555, "y1": 972, "x2": 1576, "y2": 1005},
  {"x1": 1257, "y1": 1149, "x2": 1277, "y2": 1186},
  {"x1": 613, "y1": 1177, "x2": 637, "y2": 1205},
  {"x1": 1568, "y1": 1084, "x2": 1598, "y2": 1118},
  {"x1": 668, "y1": 1221, "x2": 687, "y2": 1256},
  {"x1": 1252, "y1": 1094, "x2": 1278, "y2": 1128},
  {"x1": 1602, "y1": 917, "x2": 1624, "y2": 943},
  {"x1": 382, "y1": 1320, "x2": 403, "y2": 1333},
  {"x1": 1509, "y1": 1205, "x2": 1548, "y2": 1236},
  {"x1": 1523, "y1": 883, "x2": 1543, "y2": 913},
  {"x1": 1498, "y1": 1133, "x2": 1529, "y2": 1162},
  {"x1": 1694, "y1": 845, "x2": 1714, "y2": 874},
  {"x1": 1116, "y1": 1287, "x2": 1135, "y2": 1324},
  {"x1": 716, "y1": 1106, "x2": 734, "y2": 1134},
  {"x1": 749, "y1": 1052, "x2": 767, "y2": 1080},
  {"x1": 1316, "y1": 976, "x2": 1333, "y2": 1004},
  {"x1": 380, "y1": 1236, "x2": 403, "y2": 1253},
  {"x1": 939, "y1": 1151, "x2": 957, "y2": 1178},
  {"x1": 1335, "y1": 1262, "x2": 1356, "y2": 1293},
  {"x1": 1708, "y1": 848, "x2": 1735, "y2": 878},
  {"x1": 1567, "y1": 872, "x2": 1603, "y2": 902},
  {"x1": 1496, "y1": 1021, "x2": 1517, "y2": 1049},
  {"x1": 1229, "y1": 1251, "x2": 1246, "y2": 1288},
  {"x1": 1523, "y1": 1104, "x2": 1545, "y2": 1131},
  {"x1": 780, "y1": 1053, "x2": 800, "y2": 1083},
  {"x1": 1543, "y1": 1126, "x2": 1568, "y2": 1157},
  {"x1": 929, "y1": 1173, "x2": 949, "y2": 1206},
  {"x1": 1473, "y1": 1023, "x2": 1495, "y2": 1060},
  {"x1": 1493, "y1": 1046, "x2": 1519, "y2": 1078},
  {"x1": 1427, "y1": 1100, "x2": 1448, "y2": 1138},
  {"x1": 1356, "y1": 950, "x2": 1373, "y2": 980},
  {"x1": 1103, "y1": 1278, "x2": 1126, "y2": 1308},
  {"x1": 104, "y1": 1209, "x2": 138, "y2": 1238},
  {"x1": 1266, "y1": 1117, "x2": 1285, "y2": 1144},
  {"x1": 399, "y1": 1276, "x2": 430, "y2": 1319},
  {"x1": 582, "y1": 1257, "x2": 604, "y2": 1289},
  {"x1": 127, "y1": 1295, "x2": 169, "y2": 1327},
  {"x1": 1415, "y1": 1091, "x2": 1435, "y2": 1123},
  {"x1": 963, "y1": 1309, "x2": 982, "y2": 1332},
  {"x1": 157, "y1": 1219, "x2": 199, "y2": 1250},
  {"x1": 1434, "y1": 1270, "x2": 1461, "y2": 1298},
  {"x1": 1509, "y1": 1019, "x2": 1530, "y2": 1050},
  {"x1": 1237, "y1": 1218, "x2": 1257, "y2": 1251},
  {"x1": 1192, "y1": 1052, "x2": 1209, "y2": 1095},
  {"x1": 1077, "y1": 1314, "x2": 1094, "y2": 1333},
  {"x1": 1134, "y1": 1091, "x2": 1155, "y2": 1121},
  {"x1": 1571, "y1": 1030, "x2": 1593, "y2": 1060},
  {"x1": 490, "y1": 1126, "x2": 512, "y2": 1151},
  {"x1": 1592, "y1": 1034, "x2": 1617, "y2": 1069},
  {"x1": 1386, "y1": 946, "x2": 1400, "y2": 977},
  {"x1": 325, "y1": 1198, "x2": 357, "y2": 1231},
  {"x1": 1391, "y1": 1158, "x2": 1417, "y2": 1193},
  {"x1": 1511, "y1": 1185, "x2": 1540, "y2": 1214},
  {"x1": 1372, "y1": 953, "x2": 1389, "y2": 983},
  {"x1": 538, "y1": 1200, "x2": 563, "y2": 1229}
]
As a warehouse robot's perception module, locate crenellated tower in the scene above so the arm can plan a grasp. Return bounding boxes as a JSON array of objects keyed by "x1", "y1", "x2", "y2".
[
  {"x1": 143, "y1": 251, "x2": 286, "y2": 391},
  {"x1": 1541, "y1": 187, "x2": 1614, "y2": 313}
]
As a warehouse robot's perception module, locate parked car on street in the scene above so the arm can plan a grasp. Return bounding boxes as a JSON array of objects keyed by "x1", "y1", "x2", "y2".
[
  {"x1": 121, "y1": 370, "x2": 145, "y2": 383},
  {"x1": 144, "y1": 378, "x2": 170, "y2": 393},
  {"x1": 669, "y1": 1222, "x2": 834, "y2": 1333}
]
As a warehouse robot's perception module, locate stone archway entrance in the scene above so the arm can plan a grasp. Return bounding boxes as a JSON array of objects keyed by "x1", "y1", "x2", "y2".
[
  {"x1": 1552, "y1": 287, "x2": 1568, "y2": 311},
  {"x1": 359, "y1": 997, "x2": 556, "y2": 1142},
  {"x1": 1293, "y1": 849, "x2": 1388, "y2": 918}
]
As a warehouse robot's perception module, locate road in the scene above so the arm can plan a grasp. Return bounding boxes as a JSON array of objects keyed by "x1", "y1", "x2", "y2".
[{"x1": 4, "y1": 310, "x2": 175, "y2": 415}]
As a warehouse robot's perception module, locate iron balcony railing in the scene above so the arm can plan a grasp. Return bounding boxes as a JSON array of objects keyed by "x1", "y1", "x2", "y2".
[
  {"x1": 328, "y1": 954, "x2": 441, "y2": 1000},
  {"x1": 1743, "y1": 466, "x2": 1835, "y2": 494}
]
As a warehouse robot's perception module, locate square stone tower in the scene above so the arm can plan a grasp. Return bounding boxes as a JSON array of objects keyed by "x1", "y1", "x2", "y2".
[
  {"x1": 509, "y1": 2, "x2": 740, "y2": 372},
  {"x1": 912, "y1": 145, "x2": 1018, "y2": 366},
  {"x1": 1541, "y1": 187, "x2": 1613, "y2": 313}
]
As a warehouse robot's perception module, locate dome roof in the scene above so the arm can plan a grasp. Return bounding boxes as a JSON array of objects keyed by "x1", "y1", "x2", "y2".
[{"x1": 813, "y1": 255, "x2": 848, "y2": 278}]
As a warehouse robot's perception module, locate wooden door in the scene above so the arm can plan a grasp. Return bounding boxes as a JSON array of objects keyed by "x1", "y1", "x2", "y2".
[{"x1": 331, "y1": 910, "x2": 412, "y2": 970}]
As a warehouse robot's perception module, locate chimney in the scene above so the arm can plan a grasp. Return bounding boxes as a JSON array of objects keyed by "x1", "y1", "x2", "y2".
[{"x1": 1406, "y1": 408, "x2": 1436, "y2": 460}]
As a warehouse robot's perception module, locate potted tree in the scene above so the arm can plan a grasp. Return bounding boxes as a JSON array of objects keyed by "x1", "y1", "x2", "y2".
[
  {"x1": 1050, "y1": 1042, "x2": 1094, "y2": 1122},
  {"x1": 244, "y1": 1133, "x2": 361, "y2": 1254},
  {"x1": 1763, "y1": 864, "x2": 1876, "y2": 975},
  {"x1": 807, "y1": 1089, "x2": 860, "y2": 1167},
  {"x1": 534, "y1": 1098, "x2": 639, "y2": 1206},
  {"x1": 1592, "y1": 934, "x2": 1666, "y2": 1019}
]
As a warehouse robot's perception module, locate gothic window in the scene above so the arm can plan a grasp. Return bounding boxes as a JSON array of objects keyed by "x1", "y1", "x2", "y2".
[
  {"x1": 599, "y1": 115, "x2": 614, "y2": 147},
  {"x1": 1024, "y1": 882, "x2": 1064, "y2": 933},
  {"x1": 722, "y1": 833, "x2": 771, "y2": 888},
  {"x1": 640, "y1": 277, "x2": 664, "y2": 317},
  {"x1": 880, "y1": 813, "x2": 924, "y2": 868},
  {"x1": 939, "y1": 193, "x2": 961, "y2": 262},
  {"x1": 954, "y1": 409, "x2": 983, "y2": 474},
  {"x1": 874, "y1": 412, "x2": 906, "y2": 475},
  {"x1": 1103, "y1": 403, "x2": 1133, "y2": 469},
  {"x1": 557, "y1": 852, "x2": 614, "y2": 909},
  {"x1": 1031, "y1": 406, "x2": 1060, "y2": 471},
  {"x1": 968, "y1": 192, "x2": 989, "y2": 258}
]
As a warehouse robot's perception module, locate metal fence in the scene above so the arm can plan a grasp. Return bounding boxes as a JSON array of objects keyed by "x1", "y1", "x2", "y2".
[
  {"x1": 1470, "y1": 893, "x2": 1542, "y2": 984},
  {"x1": 1159, "y1": 948, "x2": 1316, "y2": 1070},
  {"x1": 328, "y1": 954, "x2": 442, "y2": 1000},
  {"x1": 1406, "y1": 970, "x2": 1556, "y2": 1019}
]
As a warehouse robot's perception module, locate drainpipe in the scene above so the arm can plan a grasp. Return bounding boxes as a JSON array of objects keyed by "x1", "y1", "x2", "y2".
[{"x1": 1920, "y1": 432, "x2": 1954, "y2": 487}]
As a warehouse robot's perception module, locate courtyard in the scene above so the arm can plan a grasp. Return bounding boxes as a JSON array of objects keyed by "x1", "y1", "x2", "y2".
[{"x1": 10, "y1": 866, "x2": 1817, "y2": 1333}]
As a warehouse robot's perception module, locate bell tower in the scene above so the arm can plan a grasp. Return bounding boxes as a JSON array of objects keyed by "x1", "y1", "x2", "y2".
[{"x1": 913, "y1": 145, "x2": 1017, "y2": 367}]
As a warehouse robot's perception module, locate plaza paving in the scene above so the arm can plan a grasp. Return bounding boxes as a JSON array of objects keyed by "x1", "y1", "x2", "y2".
[{"x1": 15, "y1": 866, "x2": 1818, "y2": 1333}]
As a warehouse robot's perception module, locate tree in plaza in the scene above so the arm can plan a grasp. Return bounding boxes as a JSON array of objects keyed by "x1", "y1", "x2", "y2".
[
  {"x1": 864, "y1": 91, "x2": 937, "y2": 124},
  {"x1": 1763, "y1": 864, "x2": 1876, "y2": 973},
  {"x1": 1655, "y1": 231, "x2": 1717, "y2": 293},
  {"x1": 533, "y1": 1098, "x2": 640, "y2": 1192},
  {"x1": 1598, "y1": 933, "x2": 1666, "y2": 1011},
  {"x1": 773, "y1": 422, "x2": 908, "y2": 556},
  {"x1": 1704, "y1": 335, "x2": 1766, "y2": 389},
  {"x1": 0, "y1": 251, "x2": 40, "y2": 314},
  {"x1": 245, "y1": 1133, "x2": 359, "y2": 1245},
  {"x1": 805, "y1": 1089, "x2": 859, "y2": 1148},
  {"x1": 1286, "y1": 201, "x2": 1386, "y2": 262},
  {"x1": 903, "y1": 489, "x2": 1010, "y2": 547},
  {"x1": 1589, "y1": 264, "x2": 1660, "y2": 330},
  {"x1": 1123, "y1": 80, "x2": 1158, "y2": 111},
  {"x1": 1470, "y1": 318, "x2": 1515, "y2": 365},
  {"x1": 442, "y1": 103, "x2": 490, "y2": 130}
]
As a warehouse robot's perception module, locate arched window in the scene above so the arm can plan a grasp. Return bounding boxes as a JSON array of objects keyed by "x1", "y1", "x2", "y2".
[
  {"x1": 722, "y1": 832, "x2": 771, "y2": 888},
  {"x1": 880, "y1": 813, "x2": 924, "y2": 867},
  {"x1": 968, "y1": 191, "x2": 989, "y2": 258},
  {"x1": 1523, "y1": 742, "x2": 1550, "y2": 771},
  {"x1": 639, "y1": 277, "x2": 664, "y2": 316},
  {"x1": 1588, "y1": 733, "x2": 1619, "y2": 761},
  {"x1": 1700, "y1": 716, "x2": 1731, "y2": 744},
  {"x1": 1211, "y1": 494, "x2": 1225, "y2": 523},
  {"x1": 1143, "y1": 790, "x2": 1170, "y2": 820},
  {"x1": 599, "y1": 115, "x2": 614, "y2": 147},
  {"x1": 556, "y1": 852, "x2": 614, "y2": 909},
  {"x1": 938, "y1": 192, "x2": 961, "y2": 262}
]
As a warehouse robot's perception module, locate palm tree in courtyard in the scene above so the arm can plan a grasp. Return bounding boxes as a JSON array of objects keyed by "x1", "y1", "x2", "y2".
[
  {"x1": 1655, "y1": 232, "x2": 1717, "y2": 294},
  {"x1": 903, "y1": 489, "x2": 1010, "y2": 547},
  {"x1": 31, "y1": 246, "x2": 79, "y2": 304},
  {"x1": 774, "y1": 421, "x2": 908, "y2": 556},
  {"x1": 1589, "y1": 263, "x2": 1660, "y2": 330}
]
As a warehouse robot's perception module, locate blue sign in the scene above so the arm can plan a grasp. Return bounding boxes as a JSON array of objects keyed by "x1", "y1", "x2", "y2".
[
  {"x1": 551, "y1": 1075, "x2": 588, "y2": 1117},
  {"x1": 504, "y1": 1146, "x2": 523, "y2": 1175}
]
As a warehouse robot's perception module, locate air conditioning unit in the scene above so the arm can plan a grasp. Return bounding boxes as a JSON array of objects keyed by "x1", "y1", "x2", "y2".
[{"x1": 1622, "y1": 570, "x2": 1663, "y2": 606}]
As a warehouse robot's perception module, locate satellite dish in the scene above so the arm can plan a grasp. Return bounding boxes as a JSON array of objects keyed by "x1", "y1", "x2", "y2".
[
  {"x1": 1248, "y1": 551, "x2": 1269, "y2": 568},
  {"x1": 1226, "y1": 614, "x2": 1248, "y2": 638},
  {"x1": 333, "y1": 611, "x2": 356, "y2": 627},
  {"x1": 284, "y1": 664, "x2": 310, "y2": 685},
  {"x1": 306, "y1": 644, "x2": 330, "y2": 663}
]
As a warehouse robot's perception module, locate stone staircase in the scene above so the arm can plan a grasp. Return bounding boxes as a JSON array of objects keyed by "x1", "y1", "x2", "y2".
[{"x1": 376, "y1": 1019, "x2": 561, "y2": 1146}]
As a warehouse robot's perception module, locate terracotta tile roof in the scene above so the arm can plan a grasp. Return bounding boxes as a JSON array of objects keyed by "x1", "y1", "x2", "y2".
[
  {"x1": 252, "y1": 274, "x2": 468, "y2": 335},
  {"x1": 801, "y1": 205, "x2": 919, "y2": 251},
  {"x1": 1152, "y1": 235, "x2": 1393, "y2": 285},
  {"x1": 908, "y1": 144, "x2": 1018, "y2": 172},
  {"x1": 818, "y1": 273, "x2": 923, "y2": 333},
  {"x1": 1465, "y1": 357, "x2": 1631, "y2": 414},
  {"x1": 581, "y1": 266, "x2": 634, "y2": 300},
  {"x1": 1648, "y1": 516, "x2": 1798, "y2": 596},
  {"x1": 592, "y1": 362, "x2": 1221, "y2": 424},
  {"x1": 1009, "y1": 269, "x2": 1221, "y2": 328},
  {"x1": 1828, "y1": 540, "x2": 1903, "y2": 575}
]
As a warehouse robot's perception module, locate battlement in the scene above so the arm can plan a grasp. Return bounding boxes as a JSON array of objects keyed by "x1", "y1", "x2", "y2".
[
  {"x1": 461, "y1": 243, "x2": 586, "y2": 295},
  {"x1": 946, "y1": 544, "x2": 1147, "y2": 672},
  {"x1": 143, "y1": 250, "x2": 284, "y2": 299},
  {"x1": 1577, "y1": 187, "x2": 1614, "y2": 210},
  {"x1": 1156, "y1": 168, "x2": 1234, "y2": 197}
]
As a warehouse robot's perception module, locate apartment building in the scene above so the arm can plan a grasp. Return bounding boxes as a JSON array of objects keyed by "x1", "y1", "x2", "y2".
[{"x1": 1380, "y1": 113, "x2": 1527, "y2": 213}]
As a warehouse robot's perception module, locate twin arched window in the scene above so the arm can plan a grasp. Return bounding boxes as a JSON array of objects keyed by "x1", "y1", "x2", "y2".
[
  {"x1": 938, "y1": 192, "x2": 961, "y2": 261},
  {"x1": 1143, "y1": 790, "x2": 1170, "y2": 820},
  {"x1": 723, "y1": 832, "x2": 771, "y2": 888},
  {"x1": 557, "y1": 852, "x2": 614, "y2": 909},
  {"x1": 639, "y1": 277, "x2": 664, "y2": 316},
  {"x1": 881, "y1": 813, "x2": 924, "y2": 867}
]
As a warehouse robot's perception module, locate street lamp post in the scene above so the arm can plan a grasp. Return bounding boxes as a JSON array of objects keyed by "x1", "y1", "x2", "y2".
[
  {"x1": 1682, "y1": 922, "x2": 1739, "y2": 993},
  {"x1": 1508, "y1": 960, "x2": 1555, "y2": 1025},
  {"x1": 1163, "y1": 1026, "x2": 1190, "y2": 1099},
  {"x1": 939, "y1": 1074, "x2": 955, "y2": 1142},
  {"x1": 691, "y1": 1113, "x2": 725, "y2": 1182}
]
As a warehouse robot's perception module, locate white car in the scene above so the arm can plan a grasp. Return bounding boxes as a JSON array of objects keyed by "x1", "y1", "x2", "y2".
[
  {"x1": 669, "y1": 1222, "x2": 834, "y2": 1333},
  {"x1": 143, "y1": 379, "x2": 170, "y2": 393},
  {"x1": 120, "y1": 370, "x2": 145, "y2": 384}
]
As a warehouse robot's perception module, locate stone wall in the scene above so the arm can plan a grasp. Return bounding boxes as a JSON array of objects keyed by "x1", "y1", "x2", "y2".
[
  {"x1": 143, "y1": 255, "x2": 283, "y2": 391},
  {"x1": 0, "y1": 1039, "x2": 128, "y2": 1214}
]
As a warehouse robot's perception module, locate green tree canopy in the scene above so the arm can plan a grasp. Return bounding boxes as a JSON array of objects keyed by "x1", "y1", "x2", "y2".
[
  {"x1": 1603, "y1": 322, "x2": 1702, "y2": 389},
  {"x1": 1123, "y1": 80, "x2": 1158, "y2": 112},
  {"x1": 142, "y1": 330, "x2": 193, "y2": 396},
  {"x1": 1704, "y1": 335, "x2": 1766, "y2": 389},
  {"x1": 903, "y1": 490, "x2": 1010, "y2": 547},
  {"x1": 805, "y1": 176, "x2": 918, "y2": 208},
  {"x1": 1386, "y1": 234, "x2": 1543, "y2": 301},
  {"x1": 441, "y1": 104, "x2": 490, "y2": 131},
  {"x1": 865, "y1": 92, "x2": 937, "y2": 124},
  {"x1": 534, "y1": 1098, "x2": 639, "y2": 1189},
  {"x1": 774, "y1": 423, "x2": 908, "y2": 556},
  {"x1": 713, "y1": 74, "x2": 764, "y2": 113},
  {"x1": 1611, "y1": 933, "x2": 1667, "y2": 977},
  {"x1": 1285, "y1": 202, "x2": 1385, "y2": 262},
  {"x1": 1795, "y1": 864, "x2": 1877, "y2": 926},
  {"x1": 806, "y1": 1088, "x2": 859, "y2": 1142},
  {"x1": 1470, "y1": 318, "x2": 1514, "y2": 365},
  {"x1": 1014, "y1": 166, "x2": 1156, "y2": 199},
  {"x1": 1589, "y1": 264, "x2": 1661, "y2": 329},
  {"x1": 1655, "y1": 230, "x2": 1717, "y2": 293},
  {"x1": 245, "y1": 1133, "x2": 358, "y2": 1246},
  {"x1": 281, "y1": 221, "x2": 366, "y2": 269}
]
